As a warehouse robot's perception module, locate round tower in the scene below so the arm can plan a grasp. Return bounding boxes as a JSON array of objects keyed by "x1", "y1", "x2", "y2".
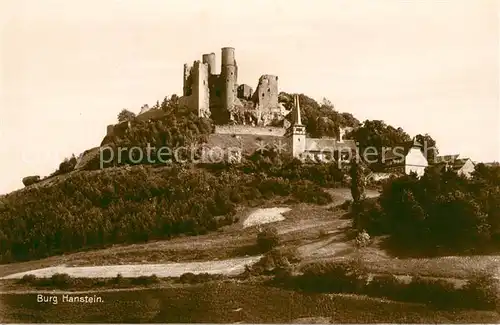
[
  {"x1": 221, "y1": 47, "x2": 235, "y2": 66},
  {"x1": 221, "y1": 47, "x2": 237, "y2": 113},
  {"x1": 202, "y1": 52, "x2": 216, "y2": 75}
]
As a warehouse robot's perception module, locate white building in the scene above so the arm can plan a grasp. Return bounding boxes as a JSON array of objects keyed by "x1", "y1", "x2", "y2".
[
  {"x1": 383, "y1": 138, "x2": 429, "y2": 178},
  {"x1": 432, "y1": 155, "x2": 475, "y2": 178}
]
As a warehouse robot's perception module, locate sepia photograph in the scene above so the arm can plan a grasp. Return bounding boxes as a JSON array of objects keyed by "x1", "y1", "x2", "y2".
[{"x1": 0, "y1": 0, "x2": 499, "y2": 323}]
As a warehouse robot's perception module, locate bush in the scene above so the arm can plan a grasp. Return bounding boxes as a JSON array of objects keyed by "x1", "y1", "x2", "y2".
[
  {"x1": 257, "y1": 226, "x2": 280, "y2": 252},
  {"x1": 130, "y1": 275, "x2": 160, "y2": 285},
  {"x1": 297, "y1": 260, "x2": 368, "y2": 294},
  {"x1": 354, "y1": 230, "x2": 371, "y2": 248},
  {"x1": 18, "y1": 274, "x2": 37, "y2": 284},
  {"x1": 22, "y1": 175, "x2": 40, "y2": 187},
  {"x1": 250, "y1": 247, "x2": 300, "y2": 276},
  {"x1": 400, "y1": 276, "x2": 459, "y2": 308},
  {"x1": 113, "y1": 273, "x2": 124, "y2": 284},
  {"x1": 58, "y1": 155, "x2": 77, "y2": 174},
  {"x1": 461, "y1": 273, "x2": 500, "y2": 310},
  {"x1": 352, "y1": 198, "x2": 386, "y2": 235},
  {"x1": 178, "y1": 272, "x2": 223, "y2": 284},
  {"x1": 365, "y1": 274, "x2": 403, "y2": 299},
  {"x1": 50, "y1": 273, "x2": 73, "y2": 288}
]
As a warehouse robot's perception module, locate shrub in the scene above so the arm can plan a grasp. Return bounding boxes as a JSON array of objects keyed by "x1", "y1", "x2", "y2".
[
  {"x1": 257, "y1": 226, "x2": 280, "y2": 252},
  {"x1": 58, "y1": 155, "x2": 77, "y2": 174},
  {"x1": 21, "y1": 175, "x2": 40, "y2": 187},
  {"x1": 365, "y1": 274, "x2": 403, "y2": 299},
  {"x1": 297, "y1": 260, "x2": 368, "y2": 294},
  {"x1": 50, "y1": 273, "x2": 73, "y2": 288},
  {"x1": 130, "y1": 275, "x2": 160, "y2": 285},
  {"x1": 178, "y1": 272, "x2": 223, "y2": 284},
  {"x1": 461, "y1": 273, "x2": 500, "y2": 310},
  {"x1": 292, "y1": 182, "x2": 332, "y2": 205},
  {"x1": 18, "y1": 274, "x2": 37, "y2": 284},
  {"x1": 113, "y1": 273, "x2": 124, "y2": 284},
  {"x1": 354, "y1": 230, "x2": 371, "y2": 248},
  {"x1": 250, "y1": 247, "x2": 300, "y2": 276},
  {"x1": 352, "y1": 198, "x2": 386, "y2": 235},
  {"x1": 400, "y1": 276, "x2": 459, "y2": 308}
]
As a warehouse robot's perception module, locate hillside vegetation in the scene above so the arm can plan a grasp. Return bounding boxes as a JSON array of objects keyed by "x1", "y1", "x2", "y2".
[
  {"x1": 0, "y1": 162, "x2": 338, "y2": 263},
  {"x1": 353, "y1": 163, "x2": 500, "y2": 255},
  {"x1": 1, "y1": 93, "x2": 443, "y2": 263}
]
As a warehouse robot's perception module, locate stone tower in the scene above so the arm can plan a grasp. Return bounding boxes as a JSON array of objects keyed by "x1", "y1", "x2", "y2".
[
  {"x1": 221, "y1": 47, "x2": 237, "y2": 113},
  {"x1": 291, "y1": 94, "x2": 306, "y2": 158},
  {"x1": 202, "y1": 52, "x2": 216, "y2": 75}
]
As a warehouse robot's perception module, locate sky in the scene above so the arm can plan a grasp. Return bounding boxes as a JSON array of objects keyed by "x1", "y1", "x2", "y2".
[{"x1": 1, "y1": 0, "x2": 499, "y2": 194}]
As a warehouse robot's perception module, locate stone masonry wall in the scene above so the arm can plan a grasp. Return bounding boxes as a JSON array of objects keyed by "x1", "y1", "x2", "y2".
[{"x1": 215, "y1": 125, "x2": 286, "y2": 136}]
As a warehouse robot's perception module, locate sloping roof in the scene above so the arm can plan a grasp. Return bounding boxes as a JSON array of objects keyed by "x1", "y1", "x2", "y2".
[
  {"x1": 451, "y1": 158, "x2": 473, "y2": 171},
  {"x1": 305, "y1": 138, "x2": 356, "y2": 152},
  {"x1": 383, "y1": 141, "x2": 415, "y2": 161},
  {"x1": 428, "y1": 158, "x2": 474, "y2": 172},
  {"x1": 433, "y1": 154, "x2": 460, "y2": 164}
]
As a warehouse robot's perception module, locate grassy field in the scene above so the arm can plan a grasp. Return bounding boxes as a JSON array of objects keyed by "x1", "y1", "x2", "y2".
[{"x1": 1, "y1": 282, "x2": 499, "y2": 323}]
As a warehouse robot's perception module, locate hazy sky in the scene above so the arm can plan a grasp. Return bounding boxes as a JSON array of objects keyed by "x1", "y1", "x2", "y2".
[{"x1": 1, "y1": 0, "x2": 499, "y2": 194}]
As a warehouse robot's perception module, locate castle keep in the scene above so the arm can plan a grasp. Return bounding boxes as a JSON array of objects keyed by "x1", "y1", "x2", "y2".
[{"x1": 179, "y1": 47, "x2": 288, "y2": 126}]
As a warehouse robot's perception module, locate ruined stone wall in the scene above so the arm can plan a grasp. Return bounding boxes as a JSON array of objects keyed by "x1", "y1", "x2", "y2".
[
  {"x1": 202, "y1": 52, "x2": 216, "y2": 75},
  {"x1": 179, "y1": 61, "x2": 210, "y2": 118},
  {"x1": 106, "y1": 124, "x2": 115, "y2": 136},
  {"x1": 192, "y1": 61, "x2": 210, "y2": 118},
  {"x1": 237, "y1": 84, "x2": 253, "y2": 100},
  {"x1": 214, "y1": 125, "x2": 286, "y2": 136},
  {"x1": 181, "y1": 47, "x2": 286, "y2": 125},
  {"x1": 252, "y1": 75, "x2": 281, "y2": 125}
]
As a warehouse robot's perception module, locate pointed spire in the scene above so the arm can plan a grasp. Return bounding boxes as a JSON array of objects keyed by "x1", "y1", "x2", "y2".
[{"x1": 294, "y1": 94, "x2": 302, "y2": 125}]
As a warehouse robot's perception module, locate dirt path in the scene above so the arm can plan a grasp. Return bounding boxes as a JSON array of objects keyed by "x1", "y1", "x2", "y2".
[
  {"x1": 242, "y1": 207, "x2": 290, "y2": 228},
  {"x1": 1, "y1": 256, "x2": 262, "y2": 279}
]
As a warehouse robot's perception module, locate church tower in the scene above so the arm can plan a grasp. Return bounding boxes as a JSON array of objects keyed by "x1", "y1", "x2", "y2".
[{"x1": 291, "y1": 94, "x2": 306, "y2": 158}]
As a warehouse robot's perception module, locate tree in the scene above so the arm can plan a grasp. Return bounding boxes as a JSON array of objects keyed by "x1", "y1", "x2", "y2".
[
  {"x1": 321, "y1": 97, "x2": 334, "y2": 110},
  {"x1": 117, "y1": 109, "x2": 136, "y2": 122},
  {"x1": 349, "y1": 120, "x2": 411, "y2": 166},
  {"x1": 415, "y1": 133, "x2": 438, "y2": 164},
  {"x1": 349, "y1": 159, "x2": 365, "y2": 203},
  {"x1": 278, "y1": 92, "x2": 359, "y2": 139},
  {"x1": 58, "y1": 154, "x2": 77, "y2": 174}
]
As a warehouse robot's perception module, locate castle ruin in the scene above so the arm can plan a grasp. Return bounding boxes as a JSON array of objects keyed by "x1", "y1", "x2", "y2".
[{"x1": 179, "y1": 47, "x2": 288, "y2": 126}]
